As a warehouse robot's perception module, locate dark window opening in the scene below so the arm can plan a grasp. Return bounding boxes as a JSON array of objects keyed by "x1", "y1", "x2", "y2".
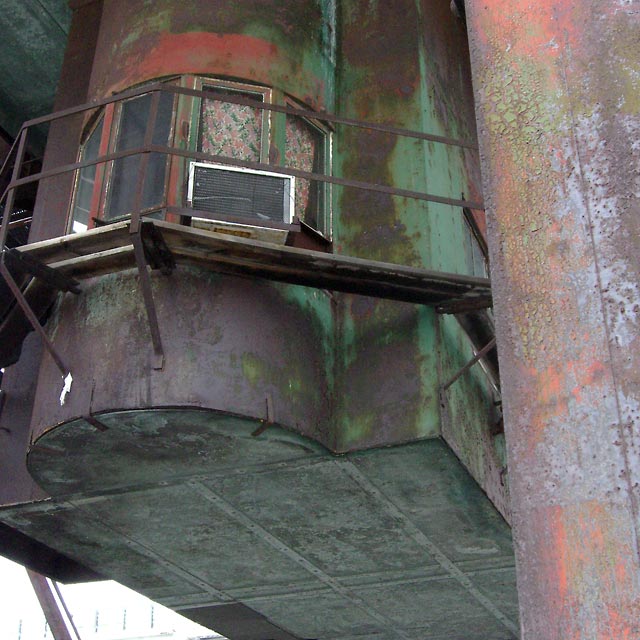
[
  {"x1": 70, "y1": 116, "x2": 103, "y2": 232},
  {"x1": 107, "y1": 91, "x2": 174, "y2": 220},
  {"x1": 463, "y1": 207, "x2": 489, "y2": 278}
]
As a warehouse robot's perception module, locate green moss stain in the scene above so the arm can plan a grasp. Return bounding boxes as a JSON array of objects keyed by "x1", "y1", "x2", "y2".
[
  {"x1": 331, "y1": 0, "x2": 491, "y2": 455},
  {"x1": 77, "y1": 272, "x2": 145, "y2": 329},
  {"x1": 119, "y1": 9, "x2": 172, "y2": 50},
  {"x1": 242, "y1": 352, "x2": 269, "y2": 388}
]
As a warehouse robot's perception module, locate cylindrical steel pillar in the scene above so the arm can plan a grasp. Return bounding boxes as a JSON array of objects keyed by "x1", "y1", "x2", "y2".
[{"x1": 466, "y1": 1, "x2": 640, "y2": 638}]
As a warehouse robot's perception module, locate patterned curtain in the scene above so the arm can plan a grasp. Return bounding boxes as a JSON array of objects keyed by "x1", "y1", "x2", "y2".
[
  {"x1": 285, "y1": 115, "x2": 318, "y2": 218},
  {"x1": 199, "y1": 91, "x2": 262, "y2": 161}
]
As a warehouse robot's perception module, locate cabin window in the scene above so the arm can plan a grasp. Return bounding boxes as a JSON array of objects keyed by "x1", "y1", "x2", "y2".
[
  {"x1": 198, "y1": 85, "x2": 268, "y2": 163},
  {"x1": 68, "y1": 77, "x2": 331, "y2": 240},
  {"x1": 107, "y1": 91, "x2": 175, "y2": 220},
  {"x1": 463, "y1": 208, "x2": 489, "y2": 278},
  {"x1": 69, "y1": 116, "x2": 104, "y2": 233},
  {"x1": 285, "y1": 106, "x2": 329, "y2": 234}
]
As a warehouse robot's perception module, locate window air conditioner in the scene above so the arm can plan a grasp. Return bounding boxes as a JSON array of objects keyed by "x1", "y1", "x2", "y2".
[{"x1": 186, "y1": 162, "x2": 295, "y2": 243}]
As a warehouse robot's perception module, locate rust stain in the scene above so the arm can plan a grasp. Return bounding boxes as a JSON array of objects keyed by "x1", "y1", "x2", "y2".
[
  {"x1": 115, "y1": 32, "x2": 280, "y2": 95},
  {"x1": 341, "y1": 0, "x2": 420, "y2": 113},
  {"x1": 89, "y1": 1, "x2": 331, "y2": 109},
  {"x1": 535, "y1": 502, "x2": 640, "y2": 639}
]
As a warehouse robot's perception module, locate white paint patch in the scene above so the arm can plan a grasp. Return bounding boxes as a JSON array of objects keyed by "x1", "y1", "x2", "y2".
[
  {"x1": 599, "y1": 262, "x2": 640, "y2": 349},
  {"x1": 561, "y1": 109, "x2": 640, "y2": 348},
  {"x1": 59, "y1": 372, "x2": 73, "y2": 406},
  {"x1": 454, "y1": 542, "x2": 500, "y2": 556}
]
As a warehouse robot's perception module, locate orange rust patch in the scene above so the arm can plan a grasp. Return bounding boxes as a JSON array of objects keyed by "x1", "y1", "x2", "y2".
[
  {"x1": 549, "y1": 506, "x2": 569, "y2": 601},
  {"x1": 536, "y1": 502, "x2": 640, "y2": 638},
  {"x1": 539, "y1": 365, "x2": 562, "y2": 405},
  {"x1": 103, "y1": 32, "x2": 289, "y2": 100},
  {"x1": 608, "y1": 608, "x2": 634, "y2": 640},
  {"x1": 129, "y1": 32, "x2": 278, "y2": 86},
  {"x1": 586, "y1": 360, "x2": 607, "y2": 384},
  {"x1": 474, "y1": 0, "x2": 582, "y2": 57}
]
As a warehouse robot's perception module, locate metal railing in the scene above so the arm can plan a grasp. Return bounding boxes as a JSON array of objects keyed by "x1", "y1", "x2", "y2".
[
  {"x1": 0, "y1": 81, "x2": 483, "y2": 251},
  {"x1": 0, "y1": 82, "x2": 487, "y2": 377}
]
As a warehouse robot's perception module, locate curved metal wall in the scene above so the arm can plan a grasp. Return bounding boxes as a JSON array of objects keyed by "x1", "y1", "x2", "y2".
[
  {"x1": 88, "y1": 0, "x2": 335, "y2": 110},
  {"x1": 29, "y1": 268, "x2": 334, "y2": 447},
  {"x1": 29, "y1": 0, "x2": 337, "y2": 451}
]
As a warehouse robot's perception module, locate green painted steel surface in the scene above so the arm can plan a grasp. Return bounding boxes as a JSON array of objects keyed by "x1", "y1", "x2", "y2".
[
  {"x1": 0, "y1": 408, "x2": 518, "y2": 640},
  {"x1": 330, "y1": 0, "x2": 507, "y2": 516}
]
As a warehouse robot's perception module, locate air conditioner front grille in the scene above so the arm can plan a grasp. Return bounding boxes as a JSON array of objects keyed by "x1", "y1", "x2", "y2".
[{"x1": 188, "y1": 162, "x2": 294, "y2": 224}]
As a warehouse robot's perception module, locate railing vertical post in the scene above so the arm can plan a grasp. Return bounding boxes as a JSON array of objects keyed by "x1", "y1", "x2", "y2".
[
  {"x1": 130, "y1": 89, "x2": 164, "y2": 370},
  {"x1": 130, "y1": 90, "x2": 160, "y2": 234}
]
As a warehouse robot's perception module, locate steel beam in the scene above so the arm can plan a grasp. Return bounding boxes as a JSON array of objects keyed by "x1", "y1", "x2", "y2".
[
  {"x1": 466, "y1": 1, "x2": 640, "y2": 638},
  {"x1": 0, "y1": 257, "x2": 70, "y2": 377},
  {"x1": 26, "y1": 570, "x2": 74, "y2": 640}
]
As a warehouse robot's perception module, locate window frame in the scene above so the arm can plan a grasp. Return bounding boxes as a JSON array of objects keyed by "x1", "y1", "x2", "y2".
[
  {"x1": 67, "y1": 107, "x2": 113, "y2": 233},
  {"x1": 67, "y1": 76, "x2": 332, "y2": 242},
  {"x1": 462, "y1": 207, "x2": 489, "y2": 278},
  {"x1": 193, "y1": 77, "x2": 272, "y2": 165},
  {"x1": 67, "y1": 112, "x2": 106, "y2": 233},
  {"x1": 102, "y1": 88, "x2": 177, "y2": 223},
  {"x1": 283, "y1": 95, "x2": 332, "y2": 239}
]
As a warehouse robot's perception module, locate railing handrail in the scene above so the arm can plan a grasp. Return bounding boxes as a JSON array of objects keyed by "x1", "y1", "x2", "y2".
[
  {"x1": 0, "y1": 82, "x2": 484, "y2": 252},
  {"x1": 4, "y1": 141, "x2": 485, "y2": 212},
  {"x1": 20, "y1": 81, "x2": 478, "y2": 151}
]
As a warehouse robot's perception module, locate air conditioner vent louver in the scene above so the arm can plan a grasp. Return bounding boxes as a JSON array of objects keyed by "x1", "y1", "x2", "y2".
[{"x1": 188, "y1": 162, "x2": 294, "y2": 224}]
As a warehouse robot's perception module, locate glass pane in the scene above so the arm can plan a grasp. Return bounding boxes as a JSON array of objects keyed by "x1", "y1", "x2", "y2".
[
  {"x1": 70, "y1": 117, "x2": 104, "y2": 232},
  {"x1": 199, "y1": 88, "x2": 262, "y2": 161},
  {"x1": 464, "y1": 213, "x2": 488, "y2": 278},
  {"x1": 472, "y1": 237, "x2": 488, "y2": 277},
  {"x1": 107, "y1": 91, "x2": 174, "y2": 220},
  {"x1": 285, "y1": 115, "x2": 324, "y2": 231}
]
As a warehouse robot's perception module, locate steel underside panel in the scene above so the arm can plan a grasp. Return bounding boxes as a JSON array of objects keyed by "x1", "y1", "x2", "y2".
[
  {"x1": 0, "y1": 0, "x2": 70, "y2": 142},
  {"x1": 1, "y1": 409, "x2": 518, "y2": 640}
]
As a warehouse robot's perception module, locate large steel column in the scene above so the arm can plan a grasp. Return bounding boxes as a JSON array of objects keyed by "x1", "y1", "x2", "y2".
[{"x1": 466, "y1": 1, "x2": 640, "y2": 638}]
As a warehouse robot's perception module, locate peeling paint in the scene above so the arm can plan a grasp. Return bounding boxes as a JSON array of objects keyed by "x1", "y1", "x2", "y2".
[{"x1": 467, "y1": 0, "x2": 640, "y2": 636}]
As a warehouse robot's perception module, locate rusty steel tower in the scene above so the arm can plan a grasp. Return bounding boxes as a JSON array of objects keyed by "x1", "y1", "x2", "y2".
[{"x1": 0, "y1": 1, "x2": 637, "y2": 639}]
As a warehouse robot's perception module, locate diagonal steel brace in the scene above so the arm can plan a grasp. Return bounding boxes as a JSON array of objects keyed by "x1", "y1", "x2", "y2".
[
  {"x1": 132, "y1": 233, "x2": 165, "y2": 371},
  {"x1": 0, "y1": 254, "x2": 70, "y2": 377},
  {"x1": 5, "y1": 248, "x2": 81, "y2": 294},
  {"x1": 127, "y1": 90, "x2": 165, "y2": 370},
  {"x1": 441, "y1": 336, "x2": 497, "y2": 392}
]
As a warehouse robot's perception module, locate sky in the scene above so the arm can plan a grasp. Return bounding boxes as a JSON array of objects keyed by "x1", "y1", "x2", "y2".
[{"x1": 0, "y1": 555, "x2": 223, "y2": 640}]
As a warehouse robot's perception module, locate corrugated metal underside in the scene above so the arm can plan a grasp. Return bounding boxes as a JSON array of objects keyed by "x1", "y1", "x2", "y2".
[{"x1": 1, "y1": 409, "x2": 518, "y2": 639}]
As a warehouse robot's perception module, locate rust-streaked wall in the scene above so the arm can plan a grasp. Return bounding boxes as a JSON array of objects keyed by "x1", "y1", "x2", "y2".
[
  {"x1": 88, "y1": 0, "x2": 335, "y2": 111},
  {"x1": 331, "y1": 0, "x2": 506, "y2": 518}
]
